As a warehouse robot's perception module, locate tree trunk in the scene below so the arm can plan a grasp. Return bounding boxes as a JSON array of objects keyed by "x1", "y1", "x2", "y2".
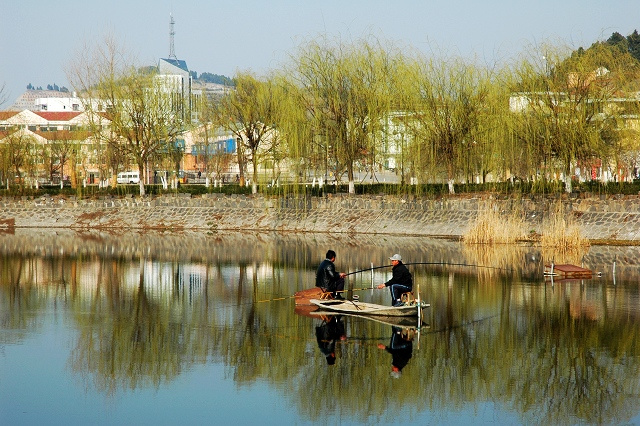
[
  {"x1": 250, "y1": 148, "x2": 260, "y2": 194},
  {"x1": 138, "y1": 165, "x2": 145, "y2": 196},
  {"x1": 564, "y1": 159, "x2": 572, "y2": 193}
]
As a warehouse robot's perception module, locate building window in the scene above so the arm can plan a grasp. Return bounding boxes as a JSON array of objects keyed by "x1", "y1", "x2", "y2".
[{"x1": 72, "y1": 104, "x2": 79, "y2": 111}]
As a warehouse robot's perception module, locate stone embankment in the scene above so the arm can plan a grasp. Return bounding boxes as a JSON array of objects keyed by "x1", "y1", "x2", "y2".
[{"x1": 0, "y1": 192, "x2": 639, "y2": 241}]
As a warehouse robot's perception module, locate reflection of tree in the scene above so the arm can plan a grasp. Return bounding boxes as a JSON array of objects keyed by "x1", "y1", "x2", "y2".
[
  {"x1": 496, "y1": 302, "x2": 640, "y2": 424},
  {"x1": 0, "y1": 255, "x2": 46, "y2": 340},
  {"x1": 69, "y1": 258, "x2": 200, "y2": 395}
]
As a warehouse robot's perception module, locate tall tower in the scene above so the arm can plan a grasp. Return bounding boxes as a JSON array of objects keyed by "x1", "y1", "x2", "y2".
[{"x1": 169, "y1": 14, "x2": 177, "y2": 60}]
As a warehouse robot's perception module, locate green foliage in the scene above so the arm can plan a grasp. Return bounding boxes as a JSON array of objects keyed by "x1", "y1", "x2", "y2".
[
  {"x1": 197, "y1": 72, "x2": 234, "y2": 86},
  {"x1": 606, "y1": 30, "x2": 640, "y2": 62},
  {"x1": 4, "y1": 179, "x2": 640, "y2": 199}
]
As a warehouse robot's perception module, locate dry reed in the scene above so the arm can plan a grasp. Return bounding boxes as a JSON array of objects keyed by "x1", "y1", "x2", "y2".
[
  {"x1": 540, "y1": 201, "x2": 589, "y2": 250},
  {"x1": 464, "y1": 204, "x2": 528, "y2": 245}
]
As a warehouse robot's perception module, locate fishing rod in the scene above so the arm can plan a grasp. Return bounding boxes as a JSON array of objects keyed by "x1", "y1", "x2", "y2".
[{"x1": 344, "y1": 261, "x2": 517, "y2": 276}]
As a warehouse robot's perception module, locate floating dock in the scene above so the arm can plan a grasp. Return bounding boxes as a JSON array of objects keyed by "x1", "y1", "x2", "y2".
[{"x1": 544, "y1": 264, "x2": 593, "y2": 279}]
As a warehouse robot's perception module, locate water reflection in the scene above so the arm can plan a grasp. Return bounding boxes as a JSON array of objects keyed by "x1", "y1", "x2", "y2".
[
  {"x1": 377, "y1": 326, "x2": 414, "y2": 379},
  {"x1": 2, "y1": 230, "x2": 640, "y2": 424},
  {"x1": 315, "y1": 315, "x2": 346, "y2": 366}
]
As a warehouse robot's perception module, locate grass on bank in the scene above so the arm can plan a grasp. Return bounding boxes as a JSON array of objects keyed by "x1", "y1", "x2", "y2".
[
  {"x1": 464, "y1": 204, "x2": 528, "y2": 245},
  {"x1": 464, "y1": 200, "x2": 589, "y2": 251},
  {"x1": 539, "y1": 202, "x2": 590, "y2": 249}
]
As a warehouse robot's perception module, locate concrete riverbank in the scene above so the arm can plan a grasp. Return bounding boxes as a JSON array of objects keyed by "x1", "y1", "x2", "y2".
[{"x1": 1, "y1": 192, "x2": 640, "y2": 241}]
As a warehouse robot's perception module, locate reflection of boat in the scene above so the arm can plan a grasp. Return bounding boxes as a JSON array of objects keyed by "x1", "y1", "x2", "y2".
[
  {"x1": 310, "y1": 299, "x2": 429, "y2": 317},
  {"x1": 294, "y1": 304, "x2": 320, "y2": 318},
  {"x1": 294, "y1": 304, "x2": 426, "y2": 329},
  {"x1": 315, "y1": 311, "x2": 425, "y2": 328}
]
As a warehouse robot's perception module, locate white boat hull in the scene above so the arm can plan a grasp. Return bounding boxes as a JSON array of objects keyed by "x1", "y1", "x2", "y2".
[{"x1": 310, "y1": 298, "x2": 430, "y2": 317}]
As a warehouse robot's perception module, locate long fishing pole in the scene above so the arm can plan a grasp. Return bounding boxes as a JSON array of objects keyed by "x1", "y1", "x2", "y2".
[{"x1": 344, "y1": 261, "x2": 517, "y2": 277}]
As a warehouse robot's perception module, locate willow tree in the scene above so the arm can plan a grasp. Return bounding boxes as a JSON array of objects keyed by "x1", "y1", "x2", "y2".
[
  {"x1": 511, "y1": 42, "x2": 640, "y2": 192},
  {"x1": 67, "y1": 35, "x2": 183, "y2": 195},
  {"x1": 290, "y1": 37, "x2": 397, "y2": 193},
  {"x1": 0, "y1": 128, "x2": 36, "y2": 190},
  {"x1": 406, "y1": 55, "x2": 493, "y2": 194},
  {"x1": 210, "y1": 72, "x2": 283, "y2": 194},
  {"x1": 273, "y1": 73, "x2": 314, "y2": 187},
  {"x1": 471, "y1": 67, "x2": 514, "y2": 184}
]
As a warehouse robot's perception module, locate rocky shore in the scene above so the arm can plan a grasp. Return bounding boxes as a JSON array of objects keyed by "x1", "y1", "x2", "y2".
[{"x1": 0, "y1": 193, "x2": 639, "y2": 241}]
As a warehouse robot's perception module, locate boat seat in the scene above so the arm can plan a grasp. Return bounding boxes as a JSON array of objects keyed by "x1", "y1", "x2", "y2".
[
  {"x1": 400, "y1": 292, "x2": 416, "y2": 305},
  {"x1": 320, "y1": 291, "x2": 334, "y2": 300}
]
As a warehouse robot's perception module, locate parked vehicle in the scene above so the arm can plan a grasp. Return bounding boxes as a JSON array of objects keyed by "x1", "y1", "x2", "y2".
[{"x1": 117, "y1": 171, "x2": 140, "y2": 184}]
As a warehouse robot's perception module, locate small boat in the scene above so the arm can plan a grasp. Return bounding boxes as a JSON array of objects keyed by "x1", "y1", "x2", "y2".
[{"x1": 310, "y1": 298, "x2": 429, "y2": 317}]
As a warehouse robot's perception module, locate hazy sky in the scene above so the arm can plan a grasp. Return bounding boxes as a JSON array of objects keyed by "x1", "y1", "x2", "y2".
[{"x1": 1, "y1": 0, "x2": 639, "y2": 104}]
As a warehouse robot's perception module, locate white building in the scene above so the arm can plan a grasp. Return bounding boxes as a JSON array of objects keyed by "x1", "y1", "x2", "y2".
[{"x1": 156, "y1": 57, "x2": 201, "y2": 124}]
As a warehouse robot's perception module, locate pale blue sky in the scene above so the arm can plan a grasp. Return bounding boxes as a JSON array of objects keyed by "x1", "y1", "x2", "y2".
[{"x1": 1, "y1": 0, "x2": 639, "y2": 104}]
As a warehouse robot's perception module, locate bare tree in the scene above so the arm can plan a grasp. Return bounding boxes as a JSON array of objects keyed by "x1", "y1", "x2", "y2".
[
  {"x1": 0, "y1": 128, "x2": 36, "y2": 190},
  {"x1": 0, "y1": 82, "x2": 8, "y2": 108},
  {"x1": 67, "y1": 35, "x2": 184, "y2": 195}
]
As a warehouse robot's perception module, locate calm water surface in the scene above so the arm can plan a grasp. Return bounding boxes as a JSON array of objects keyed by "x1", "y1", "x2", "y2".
[{"x1": 1, "y1": 230, "x2": 640, "y2": 425}]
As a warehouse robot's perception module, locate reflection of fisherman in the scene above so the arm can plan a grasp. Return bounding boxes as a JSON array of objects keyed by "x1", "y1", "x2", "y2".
[
  {"x1": 377, "y1": 326, "x2": 414, "y2": 378},
  {"x1": 315, "y1": 316, "x2": 346, "y2": 366}
]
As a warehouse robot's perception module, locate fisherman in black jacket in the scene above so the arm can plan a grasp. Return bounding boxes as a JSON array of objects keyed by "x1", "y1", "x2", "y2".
[
  {"x1": 376, "y1": 253, "x2": 413, "y2": 306},
  {"x1": 316, "y1": 249, "x2": 347, "y2": 300}
]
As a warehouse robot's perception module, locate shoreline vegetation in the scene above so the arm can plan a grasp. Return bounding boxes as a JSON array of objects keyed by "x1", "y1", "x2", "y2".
[
  {"x1": 5, "y1": 177, "x2": 640, "y2": 197},
  {"x1": 464, "y1": 199, "x2": 590, "y2": 248},
  {"x1": 464, "y1": 199, "x2": 591, "y2": 268}
]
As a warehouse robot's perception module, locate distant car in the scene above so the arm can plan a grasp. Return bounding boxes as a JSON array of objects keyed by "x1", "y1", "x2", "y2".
[{"x1": 117, "y1": 171, "x2": 140, "y2": 184}]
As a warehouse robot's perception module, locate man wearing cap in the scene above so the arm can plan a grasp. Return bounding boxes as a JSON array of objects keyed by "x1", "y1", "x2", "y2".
[
  {"x1": 376, "y1": 254, "x2": 412, "y2": 306},
  {"x1": 316, "y1": 249, "x2": 347, "y2": 300}
]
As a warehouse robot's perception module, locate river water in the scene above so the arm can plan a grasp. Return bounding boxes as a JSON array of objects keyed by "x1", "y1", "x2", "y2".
[{"x1": 1, "y1": 230, "x2": 640, "y2": 425}]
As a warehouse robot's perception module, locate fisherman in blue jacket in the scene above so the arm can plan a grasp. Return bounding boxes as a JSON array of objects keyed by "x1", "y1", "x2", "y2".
[{"x1": 376, "y1": 253, "x2": 413, "y2": 306}]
